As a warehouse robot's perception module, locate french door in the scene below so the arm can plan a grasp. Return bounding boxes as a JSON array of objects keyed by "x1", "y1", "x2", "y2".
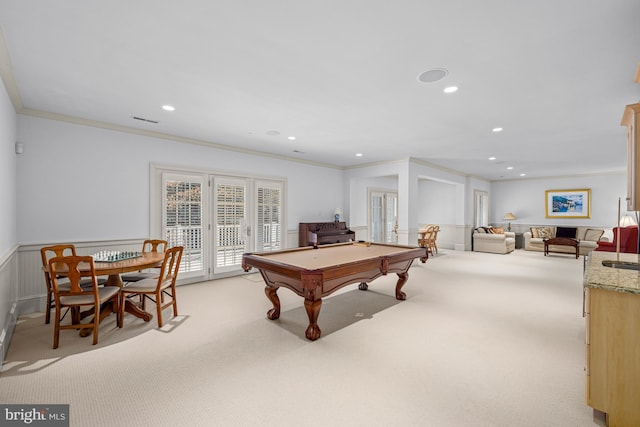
[
  {"x1": 369, "y1": 190, "x2": 398, "y2": 243},
  {"x1": 162, "y1": 173, "x2": 205, "y2": 281},
  {"x1": 155, "y1": 167, "x2": 284, "y2": 281},
  {"x1": 213, "y1": 177, "x2": 248, "y2": 274}
]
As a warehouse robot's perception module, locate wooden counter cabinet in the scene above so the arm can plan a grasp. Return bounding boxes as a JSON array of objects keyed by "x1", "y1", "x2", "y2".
[{"x1": 585, "y1": 286, "x2": 640, "y2": 426}]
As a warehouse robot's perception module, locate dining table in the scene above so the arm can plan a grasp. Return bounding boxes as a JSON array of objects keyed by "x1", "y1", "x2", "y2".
[{"x1": 44, "y1": 251, "x2": 165, "y2": 334}]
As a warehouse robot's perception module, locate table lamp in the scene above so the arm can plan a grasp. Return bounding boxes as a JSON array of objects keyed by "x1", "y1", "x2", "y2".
[
  {"x1": 334, "y1": 208, "x2": 342, "y2": 222},
  {"x1": 503, "y1": 212, "x2": 516, "y2": 232},
  {"x1": 618, "y1": 215, "x2": 637, "y2": 227}
]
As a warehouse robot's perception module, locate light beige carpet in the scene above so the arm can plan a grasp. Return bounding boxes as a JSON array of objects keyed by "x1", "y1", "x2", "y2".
[{"x1": 1, "y1": 249, "x2": 604, "y2": 426}]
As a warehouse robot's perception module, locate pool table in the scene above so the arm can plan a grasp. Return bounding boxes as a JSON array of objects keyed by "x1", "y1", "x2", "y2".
[{"x1": 242, "y1": 242, "x2": 428, "y2": 340}]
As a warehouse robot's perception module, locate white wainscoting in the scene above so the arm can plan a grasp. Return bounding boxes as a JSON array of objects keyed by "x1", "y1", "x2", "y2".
[
  {"x1": 18, "y1": 239, "x2": 145, "y2": 317},
  {"x1": 0, "y1": 246, "x2": 19, "y2": 368}
]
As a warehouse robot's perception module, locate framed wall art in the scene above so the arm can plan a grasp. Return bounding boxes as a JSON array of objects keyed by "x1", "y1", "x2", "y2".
[{"x1": 545, "y1": 189, "x2": 591, "y2": 219}]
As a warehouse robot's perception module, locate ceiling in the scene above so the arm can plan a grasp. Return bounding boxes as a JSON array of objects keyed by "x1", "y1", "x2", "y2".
[{"x1": 1, "y1": 1, "x2": 639, "y2": 180}]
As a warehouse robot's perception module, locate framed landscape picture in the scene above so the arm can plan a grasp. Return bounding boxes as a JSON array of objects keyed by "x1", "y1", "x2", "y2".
[{"x1": 545, "y1": 189, "x2": 591, "y2": 218}]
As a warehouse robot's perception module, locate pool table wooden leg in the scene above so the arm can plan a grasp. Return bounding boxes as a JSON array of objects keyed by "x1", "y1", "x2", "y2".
[
  {"x1": 304, "y1": 298, "x2": 322, "y2": 341},
  {"x1": 395, "y1": 272, "x2": 408, "y2": 300},
  {"x1": 264, "y1": 286, "x2": 281, "y2": 320}
]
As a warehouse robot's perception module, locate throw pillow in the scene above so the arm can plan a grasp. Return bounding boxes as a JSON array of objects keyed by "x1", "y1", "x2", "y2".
[
  {"x1": 475, "y1": 227, "x2": 486, "y2": 233},
  {"x1": 536, "y1": 227, "x2": 554, "y2": 239},
  {"x1": 556, "y1": 227, "x2": 577, "y2": 238},
  {"x1": 531, "y1": 226, "x2": 554, "y2": 239},
  {"x1": 491, "y1": 227, "x2": 505, "y2": 234},
  {"x1": 583, "y1": 228, "x2": 604, "y2": 242}
]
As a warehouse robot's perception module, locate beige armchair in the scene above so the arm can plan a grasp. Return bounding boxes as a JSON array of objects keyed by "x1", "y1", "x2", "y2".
[{"x1": 473, "y1": 228, "x2": 515, "y2": 254}]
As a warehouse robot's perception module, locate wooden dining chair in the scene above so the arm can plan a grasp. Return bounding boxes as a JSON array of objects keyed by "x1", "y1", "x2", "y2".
[
  {"x1": 48, "y1": 255, "x2": 121, "y2": 348},
  {"x1": 417, "y1": 225, "x2": 434, "y2": 249},
  {"x1": 429, "y1": 225, "x2": 440, "y2": 254},
  {"x1": 121, "y1": 239, "x2": 168, "y2": 283},
  {"x1": 417, "y1": 225, "x2": 439, "y2": 255},
  {"x1": 120, "y1": 246, "x2": 183, "y2": 328},
  {"x1": 40, "y1": 244, "x2": 107, "y2": 324}
]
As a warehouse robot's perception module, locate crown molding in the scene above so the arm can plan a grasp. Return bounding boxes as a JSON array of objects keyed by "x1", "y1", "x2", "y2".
[
  {"x1": 20, "y1": 108, "x2": 344, "y2": 170},
  {"x1": 0, "y1": 28, "x2": 23, "y2": 112}
]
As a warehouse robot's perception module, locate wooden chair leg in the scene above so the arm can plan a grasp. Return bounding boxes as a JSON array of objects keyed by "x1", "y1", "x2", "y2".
[
  {"x1": 171, "y1": 287, "x2": 178, "y2": 317},
  {"x1": 156, "y1": 291, "x2": 163, "y2": 328},
  {"x1": 53, "y1": 306, "x2": 61, "y2": 349},
  {"x1": 92, "y1": 305, "x2": 100, "y2": 346},
  {"x1": 45, "y1": 290, "x2": 52, "y2": 324}
]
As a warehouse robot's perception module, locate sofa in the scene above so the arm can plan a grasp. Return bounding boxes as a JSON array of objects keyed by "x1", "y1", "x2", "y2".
[
  {"x1": 523, "y1": 226, "x2": 604, "y2": 256},
  {"x1": 473, "y1": 227, "x2": 515, "y2": 254},
  {"x1": 595, "y1": 226, "x2": 638, "y2": 253}
]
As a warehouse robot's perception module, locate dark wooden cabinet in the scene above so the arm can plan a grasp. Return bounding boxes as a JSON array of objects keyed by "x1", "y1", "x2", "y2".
[{"x1": 299, "y1": 222, "x2": 355, "y2": 247}]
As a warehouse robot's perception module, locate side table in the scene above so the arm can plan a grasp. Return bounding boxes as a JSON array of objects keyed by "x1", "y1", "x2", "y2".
[
  {"x1": 544, "y1": 237, "x2": 579, "y2": 259},
  {"x1": 514, "y1": 233, "x2": 524, "y2": 249}
]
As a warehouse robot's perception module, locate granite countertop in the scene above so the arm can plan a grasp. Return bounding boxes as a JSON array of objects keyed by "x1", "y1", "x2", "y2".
[{"x1": 584, "y1": 251, "x2": 640, "y2": 295}]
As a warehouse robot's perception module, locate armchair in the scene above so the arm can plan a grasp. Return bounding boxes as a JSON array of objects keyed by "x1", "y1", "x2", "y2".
[{"x1": 595, "y1": 226, "x2": 638, "y2": 253}]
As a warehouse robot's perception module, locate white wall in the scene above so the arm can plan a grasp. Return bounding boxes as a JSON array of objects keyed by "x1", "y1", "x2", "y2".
[
  {"x1": 490, "y1": 173, "x2": 627, "y2": 233},
  {"x1": 16, "y1": 115, "x2": 345, "y2": 244},
  {"x1": 0, "y1": 81, "x2": 16, "y2": 253},
  {"x1": 416, "y1": 179, "x2": 457, "y2": 251},
  {"x1": 0, "y1": 78, "x2": 18, "y2": 364},
  {"x1": 345, "y1": 159, "x2": 474, "y2": 249},
  {"x1": 417, "y1": 179, "x2": 455, "y2": 224},
  {"x1": 348, "y1": 175, "x2": 398, "y2": 227}
]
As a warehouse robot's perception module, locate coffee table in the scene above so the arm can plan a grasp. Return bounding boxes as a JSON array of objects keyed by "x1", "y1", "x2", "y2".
[{"x1": 544, "y1": 237, "x2": 579, "y2": 259}]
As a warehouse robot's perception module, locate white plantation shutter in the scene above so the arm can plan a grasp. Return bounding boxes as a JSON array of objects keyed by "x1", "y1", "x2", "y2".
[
  {"x1": 256, "y1": 181, "x2": 282, "y2": 252},
  {"x1": 163, "y1": 173, "x2": 203, "y2": 275},
  {"x1": 215, "y1": 181, "x2": 246, "y2": 268},
  {"x1": 154, "y1": 165, "x2": 286, "y2": 279}
]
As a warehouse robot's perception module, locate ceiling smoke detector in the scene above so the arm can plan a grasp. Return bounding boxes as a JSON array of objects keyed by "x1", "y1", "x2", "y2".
[{"x1": 417, "y1": 68, "x2": 448, "y2": 83}]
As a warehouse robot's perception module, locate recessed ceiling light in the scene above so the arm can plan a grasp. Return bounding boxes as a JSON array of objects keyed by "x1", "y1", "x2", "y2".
[
  {"x1": 492, "y1": 127, "x2": 503, "y2": 132},
  {"x1": 520, "y1": 173, "x2": 526, "y2": 177},
  {"x1": 507, "y1": 166, "x2": 513, "y2": 170},
  {"x1": 355, "y1": 153, "x2": 363, "y2": 157},
  {"x1": 417, "y1": 68, "x2": 449, "y2": 83},
  {"x1": 162, "y1": 105, "x2": 175, "y2": 111},
  {"x1": 488, "y1": 157, "x2": 496, "y2": 161},
  {"x1": 266, "y1": 130, "x2": 280, "y2": 136},
  {"x1": 443, "y1": 86, "x2": 458, "y2": 94},
  {"x1": 288, "y1": 136, "x2": 296, "y2": 140}
]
